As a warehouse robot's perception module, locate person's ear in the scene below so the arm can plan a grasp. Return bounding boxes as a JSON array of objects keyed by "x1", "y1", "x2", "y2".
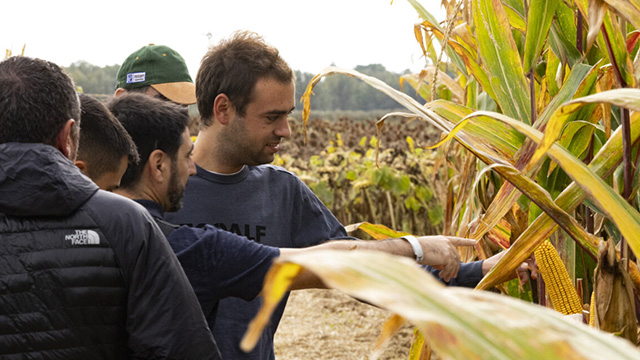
[
  {"x1": 114, "y1": 88, "x2": 127, "y2": 97},
  {"x1": 213, "y1": 94, "x2": 234, "y2": 125},
  {"x1": 148, "y1": 149, "x2": 169, "y2": 183},
  {"x1": 55, "y1": 119, "x2": 76, "y2": 159},
  {"x1": 74, "y1": 159, "x2": 89, "y2": 176}
]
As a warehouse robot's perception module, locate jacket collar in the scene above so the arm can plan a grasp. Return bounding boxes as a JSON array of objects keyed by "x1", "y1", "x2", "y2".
[{"x1": 0, "y1": 143, "x2": 98, "y2": 217}]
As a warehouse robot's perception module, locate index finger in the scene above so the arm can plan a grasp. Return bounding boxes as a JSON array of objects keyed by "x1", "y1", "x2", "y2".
[{"x1": 447, "y1": 237, "x2": 478, "y2": 247}]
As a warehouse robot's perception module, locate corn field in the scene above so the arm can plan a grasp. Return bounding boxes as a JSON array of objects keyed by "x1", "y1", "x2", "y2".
[
  {"x1": 244, "y1": 0, "x2": 640, "y2": 359},
  {"x1": 278, "y1": 116, "x2": 446, "y2": 237}
]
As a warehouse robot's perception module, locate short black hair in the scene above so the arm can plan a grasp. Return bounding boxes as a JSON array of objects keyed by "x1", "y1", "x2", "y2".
[
  {"x1": 108, "y1": 93, "x2": 189, "y2": 189},
  {"x1": 77, "y1": 94, "x2": 140, "y2": 180},
  {"x1": 0, "y1": 56, "x2": 80, "y2": 146}
]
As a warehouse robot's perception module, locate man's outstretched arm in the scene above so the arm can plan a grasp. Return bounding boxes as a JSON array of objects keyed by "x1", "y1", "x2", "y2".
[{"x1": 282, "y1": 235, "x2": 476, "y2": 290}]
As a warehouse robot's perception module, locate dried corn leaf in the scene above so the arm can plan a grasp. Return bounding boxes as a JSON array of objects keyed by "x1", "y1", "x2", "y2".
[
  {"x1": 593, "y1": 239, "x2": 638, "y2": 344},
  {"x1": 242, "y1": 250, "x2": 640, "y2": 359}
]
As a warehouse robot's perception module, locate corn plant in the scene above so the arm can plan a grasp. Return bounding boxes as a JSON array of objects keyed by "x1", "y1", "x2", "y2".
[{"x1": 248, "y1": 0, "x2": 640, "y2": 357}]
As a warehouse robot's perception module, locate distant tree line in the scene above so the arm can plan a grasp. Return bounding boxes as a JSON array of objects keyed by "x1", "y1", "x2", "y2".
[
  {"x1": 294, "y1": 64, "x2": 422, "y2": 111},
  {"x1": 65, "y1": 61, "x2": 120, "y2": 95},
  {"x1": 65, "y1": 61, "x2": 422, "y2": 111}
]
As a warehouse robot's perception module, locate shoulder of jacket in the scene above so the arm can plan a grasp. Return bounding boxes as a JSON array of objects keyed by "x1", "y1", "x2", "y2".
[{"x1": 85, "y1": 191, "x2": 154, "y2": 223}]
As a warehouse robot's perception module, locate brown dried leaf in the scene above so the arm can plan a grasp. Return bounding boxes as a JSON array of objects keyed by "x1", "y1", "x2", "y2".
[{"x1": 593, "y1": 239, "x2": 638, "y2": 344}]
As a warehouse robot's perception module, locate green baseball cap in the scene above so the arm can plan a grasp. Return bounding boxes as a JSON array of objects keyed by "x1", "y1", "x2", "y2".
[{"x1": 116, "y1": 44, "x2": 196, "y2": 105}]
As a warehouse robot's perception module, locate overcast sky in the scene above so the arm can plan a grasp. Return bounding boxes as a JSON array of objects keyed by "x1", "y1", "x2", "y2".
[{"x1": 3, "y1": 0, "x2": 446, "y2": 78}]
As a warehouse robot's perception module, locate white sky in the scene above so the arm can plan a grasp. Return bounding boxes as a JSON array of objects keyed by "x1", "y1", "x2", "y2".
[{"x1": 2, "y1": 0, "x2": 446, "y2": 78}]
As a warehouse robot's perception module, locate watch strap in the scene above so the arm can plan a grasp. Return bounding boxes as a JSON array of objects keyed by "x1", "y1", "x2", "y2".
[{"x1": 400, "y1": 235, "x2": 423, "y2": 263}]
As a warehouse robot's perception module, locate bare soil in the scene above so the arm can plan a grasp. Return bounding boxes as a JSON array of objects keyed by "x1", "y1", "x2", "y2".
[{"x1": 274, "y1": 289, "x2": 414, "y2": 360}]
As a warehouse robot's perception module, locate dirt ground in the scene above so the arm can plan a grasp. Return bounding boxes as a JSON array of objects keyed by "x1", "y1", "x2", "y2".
[{"x1": 274, "y1": 289, "x2": 414, "y2": 360}]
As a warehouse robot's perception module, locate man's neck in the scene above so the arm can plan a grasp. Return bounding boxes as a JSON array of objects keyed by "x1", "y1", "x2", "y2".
[
  {"x1": 193, "y1": 128, "x2": 243, "y2": 174},
  {"x1": 115, "y1": 187, "x2": 164, "y2": 209}
]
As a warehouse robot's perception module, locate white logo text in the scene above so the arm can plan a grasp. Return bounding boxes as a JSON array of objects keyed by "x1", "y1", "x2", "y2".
[{"x1": 65, "y1": 230, "x2": 100, "y2": 245}]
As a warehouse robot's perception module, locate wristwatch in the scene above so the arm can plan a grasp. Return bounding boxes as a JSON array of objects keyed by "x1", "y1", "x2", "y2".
[{"x1": 400, "y1": 235, "x2": 423, "y2": 263}]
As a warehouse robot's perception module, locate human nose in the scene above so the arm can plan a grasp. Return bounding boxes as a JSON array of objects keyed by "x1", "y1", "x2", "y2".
[{"x1": 275, "y1": 117, "x2": 291, "y2": 139}]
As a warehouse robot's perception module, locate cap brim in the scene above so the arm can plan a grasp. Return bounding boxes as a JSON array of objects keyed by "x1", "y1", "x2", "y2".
[{"x1": 151, "y1": 82, "x2": 196, "y2": 105}]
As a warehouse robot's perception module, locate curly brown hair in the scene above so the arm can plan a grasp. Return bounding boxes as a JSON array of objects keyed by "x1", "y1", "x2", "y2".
[{"x1": 196, "y1": 30, "x2": 294, "y2": 127}]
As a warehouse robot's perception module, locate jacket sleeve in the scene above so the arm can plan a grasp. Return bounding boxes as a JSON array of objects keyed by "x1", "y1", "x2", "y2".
[
  {"x1": 94, "y1": 194, "x2": 221, "y2": 359},
  {"x1": 422, "y1": 260, "x2": 484, "y2": 288}
]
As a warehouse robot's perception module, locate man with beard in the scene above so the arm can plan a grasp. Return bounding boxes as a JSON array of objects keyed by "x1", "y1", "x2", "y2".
[{"x1": 107, "y1": 92, "x2": 480, "y2": 340}]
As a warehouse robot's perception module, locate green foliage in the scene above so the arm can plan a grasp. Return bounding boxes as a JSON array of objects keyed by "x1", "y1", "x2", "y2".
[{"x1": 64, "y1": 61, "x2": 119, "y2": 95}]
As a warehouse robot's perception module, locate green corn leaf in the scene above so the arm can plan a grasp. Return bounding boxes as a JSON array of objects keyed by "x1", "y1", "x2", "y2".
[
  {"x1": 504, "y1": 4, "x2": 526, "y2": 32},
  {"x1": 546, "y1": 1, "x2": 582, "y2": 68},
  {"x1": 473, "y1": 0, "x2": 531, "y2": 123},
  {"x1": 546, "y1": 48, "x2": 562, "y2": 96},
  {"x1": 523, "y1": 0, "x2": 559, "y2": 74},
  {"x1": 530, "y1": 88, "x2": 640, "y2": 173},
  {"x1": 526, "y1": 65, "x2": 600, "y2": 171},
  {"x1": 601, "y1": 10, "x2": 636, "y2": 87},
  {"x1": 503, "y1": 0, "x2": 525, "y2": 16},
  {"x1": 470, "y1": 64, "x2": 596, "y2": 243},
  {"x1": 427, "y1": 100, "x2": 523, "y2": 159},
  {"x1": 416, "y1": 19, "x2": 478, "y2": 88}
]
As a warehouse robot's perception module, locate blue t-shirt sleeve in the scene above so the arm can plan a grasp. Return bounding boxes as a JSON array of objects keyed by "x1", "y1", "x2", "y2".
[
  {"x1": 169, "y1": 225, "x2": 280, "y2": 302},
  {"x1": 290, "y1": 176, "x2": 353, "y2": 246},
  {"x1": 422, "y1": 260, "x2": 484, "y2": 288}
]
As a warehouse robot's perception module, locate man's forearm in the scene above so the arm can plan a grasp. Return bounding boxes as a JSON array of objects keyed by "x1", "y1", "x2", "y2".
[
  {"x1": 312, "y1": 238, "x2": 416, "y2": 259},
  {"x1": 281, "y1": 235, "x2": 474, "y2": 284}
]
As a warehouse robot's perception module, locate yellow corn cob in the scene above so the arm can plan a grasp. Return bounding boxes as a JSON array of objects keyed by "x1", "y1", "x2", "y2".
[{"x1": 535, "y1": 240, "x2": 583, "y2": 315}]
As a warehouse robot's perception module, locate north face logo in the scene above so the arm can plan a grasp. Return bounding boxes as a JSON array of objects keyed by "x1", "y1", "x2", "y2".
[{"x1": 65, "y1": 230, "x2": 100, "y2": 245}]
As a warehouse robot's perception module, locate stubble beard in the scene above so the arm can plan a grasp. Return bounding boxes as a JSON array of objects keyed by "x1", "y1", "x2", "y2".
[
  {"x1": 228, "y1": 114, "x2": 276, "y2": 166},
  {"x1": 166, "y1": 158, "x2": 185, "y2": 212}
]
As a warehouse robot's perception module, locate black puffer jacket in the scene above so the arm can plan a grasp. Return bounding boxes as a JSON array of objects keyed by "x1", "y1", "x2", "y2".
[{"x1": 0, "y1": 143, "x2": 220, "y2": 359}]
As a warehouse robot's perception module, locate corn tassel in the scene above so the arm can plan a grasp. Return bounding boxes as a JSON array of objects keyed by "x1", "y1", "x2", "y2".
[{"x1": 535, "y1": 240, "x2": 583, "y2": 315}]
